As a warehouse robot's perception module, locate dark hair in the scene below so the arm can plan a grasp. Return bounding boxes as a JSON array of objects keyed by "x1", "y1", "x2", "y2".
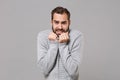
[{"x1": 51, "y1": 6, "x2": 70, "y2": 20}]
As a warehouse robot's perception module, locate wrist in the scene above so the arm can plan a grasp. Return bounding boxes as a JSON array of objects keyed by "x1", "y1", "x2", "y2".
[{"x1": 49, "y1": 40, "x2": 58, "y2": 44}]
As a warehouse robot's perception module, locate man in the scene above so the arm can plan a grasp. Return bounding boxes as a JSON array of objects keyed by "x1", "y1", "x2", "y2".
[{"x1": 37, "y1": 6, "x2": 83, "y2": 80}]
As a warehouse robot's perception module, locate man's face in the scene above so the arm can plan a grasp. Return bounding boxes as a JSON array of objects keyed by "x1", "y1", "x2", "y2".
[{"x1": 51, "y1": 13, "x2": 70, "y2": 36}]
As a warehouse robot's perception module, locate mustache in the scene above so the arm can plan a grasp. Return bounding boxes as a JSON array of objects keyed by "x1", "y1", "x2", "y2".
[
  {"x1": 55, "y1": 28, "x2": 69, "y2": 32},
  {"x1": 52, "y1": 26, "x2": 69, "y2": 34},
  {"x1": 56, "y1": 29, "x2": 65, "y2": 32}
]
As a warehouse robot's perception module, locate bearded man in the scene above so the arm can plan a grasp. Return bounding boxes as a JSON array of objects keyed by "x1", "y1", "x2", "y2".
[{"x1": 37, "y1": 6, "x2": 84, "y2": 80}]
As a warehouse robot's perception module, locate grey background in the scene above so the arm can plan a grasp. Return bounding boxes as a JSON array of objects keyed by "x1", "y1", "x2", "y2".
[{"x1": 0, "y1": 0, "x2": 120, "y2": 80}]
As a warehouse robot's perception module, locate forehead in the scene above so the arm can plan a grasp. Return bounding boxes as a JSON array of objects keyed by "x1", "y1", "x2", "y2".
[{"x1": 53, "y1": 13, "x2": 68, "y2": 21}]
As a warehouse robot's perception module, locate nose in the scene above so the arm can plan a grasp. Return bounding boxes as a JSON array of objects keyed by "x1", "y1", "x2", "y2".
[{"x1": 58, "y1": 23, "x2": 62, "y2": 29}]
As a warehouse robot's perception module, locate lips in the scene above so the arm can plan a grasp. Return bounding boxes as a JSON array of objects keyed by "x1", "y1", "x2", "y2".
[
  {"x1": 56, "y1": 30, "x2": 63, "y2": 35},
  {"x1": 56, "y1": 29, "x2": 64, "y2": 32}
]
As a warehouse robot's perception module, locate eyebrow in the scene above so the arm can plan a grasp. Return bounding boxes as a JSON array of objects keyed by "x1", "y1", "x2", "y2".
[
  {"x1": 54, "y1": 20, "x2": 59, "y2": 22},
  {"x1": 53, "y1": 20, "x2": 67, "y2": 23},
  {"x1": 61, "y1": 21, "x2": 67, "y2": 23}
]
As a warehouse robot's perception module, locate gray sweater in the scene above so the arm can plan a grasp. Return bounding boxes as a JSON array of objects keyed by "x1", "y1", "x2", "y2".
[{"x1": 37, "y1": 29, "x2": 83, "y2": 80}]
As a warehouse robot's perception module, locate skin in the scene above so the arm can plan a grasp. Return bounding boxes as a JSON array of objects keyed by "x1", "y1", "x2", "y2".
[{"x1": 48, "y1": 13, "x2": 70, "y2": 43}]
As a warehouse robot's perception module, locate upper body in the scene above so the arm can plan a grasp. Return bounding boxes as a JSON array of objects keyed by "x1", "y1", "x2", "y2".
[
  {"x1": 37, "y1": 29, "x2": 83, "y2": 80},
  {"x1": 37, "y1": 6, "x2": 84, "y2": 80}
]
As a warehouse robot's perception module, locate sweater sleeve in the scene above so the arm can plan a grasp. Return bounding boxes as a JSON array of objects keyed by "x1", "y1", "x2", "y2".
[
  {"x1": 59, "y1": 33, "x2": 84, "y2": 79},
  {"x1": 37, "y1": 32, "x2": 59, "y2": 76}
]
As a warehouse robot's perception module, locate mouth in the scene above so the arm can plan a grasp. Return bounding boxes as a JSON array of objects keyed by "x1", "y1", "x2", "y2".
[
  {"x1": 55, "y1": 29, "x2": 65, "y2": 35},
  {"x1": 56, "y1": 30, "x2": 63, "y2": 35}
]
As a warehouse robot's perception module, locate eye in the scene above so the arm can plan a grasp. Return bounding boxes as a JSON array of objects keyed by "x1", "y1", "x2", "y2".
[
  {"x1": 54, "y1": 21, "x2": 59, "y2": 24},
  {"x1": 61, "y1": 21, "x2": 67, "y2": 25}
]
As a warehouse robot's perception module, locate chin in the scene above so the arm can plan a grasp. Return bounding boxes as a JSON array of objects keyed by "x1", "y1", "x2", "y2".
[
  {"x1": 56, "y1": 33, "x2": 61, "y2": 36},
  {"x1": 56, "y1": 32, "x2": 62, "y2": 36}
]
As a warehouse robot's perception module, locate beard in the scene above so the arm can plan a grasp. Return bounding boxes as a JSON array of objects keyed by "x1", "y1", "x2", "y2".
[{"x1": 52, "y1": 26, "x2": 69, "y2": 36}]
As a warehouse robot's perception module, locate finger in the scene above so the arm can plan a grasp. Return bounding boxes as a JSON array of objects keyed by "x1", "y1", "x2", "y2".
[
  {"x1": 60, "y1": 35, "x2": 64, "y2": 42},
  {"x1": 61, "y1": 35, "x2": 65, "y2": 40},
  {"x1": 62, "y1": 33, "x2": 67, "y2": 39},
  {"x1": 59, "y1": 35, "x2": 62, "y2": 41},
  {"x1": 65, "y1": 31, "x2": 69, "y2": 35},
  {"x1": 58, "y1": 37, "x2": 62, "y2": 43},
  {"x1": 66, "y1": 32, "x2": 69, "y2": 38}
]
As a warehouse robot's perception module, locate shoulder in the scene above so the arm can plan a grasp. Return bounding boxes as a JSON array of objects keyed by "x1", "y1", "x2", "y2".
[
  {"x1": 37, "y1": 29, "x2": 51, "y2": 40},
  {"x1": 69, "y1": 29, "x2": 83, "y2": 38},
  {"x1": 37, "y1": 30, "x2": 51, "y2": 37}
]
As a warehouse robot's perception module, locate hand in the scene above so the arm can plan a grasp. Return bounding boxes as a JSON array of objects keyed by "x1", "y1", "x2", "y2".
[
  {"x1": 59, "y1": 32, "x2": 69, "y2": 43},
  {"x1": 48, "y1": 32, "x2": 58, "y2": 41}
]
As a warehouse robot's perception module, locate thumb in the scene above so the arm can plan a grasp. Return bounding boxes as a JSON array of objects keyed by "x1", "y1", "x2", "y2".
[{"x1": 66, "y1": 31, "x2": 69, "y2": 34}]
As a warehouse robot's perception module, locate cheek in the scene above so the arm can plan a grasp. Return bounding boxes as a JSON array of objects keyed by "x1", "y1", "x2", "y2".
[
  {"x1": 53, "y1": 23, "x2": 57, "y2": 28},
  {"x1": 52, "y1": 25, "x2": 57, "y2": 31},
  {"x1": 63, "y1": 25, "x2": 69, "y2": 30}
]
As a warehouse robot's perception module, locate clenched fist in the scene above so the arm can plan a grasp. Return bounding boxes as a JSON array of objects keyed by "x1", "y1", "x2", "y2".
[
  {"x1": 48, "y1": 32, "x2": 58, "y2": 41},
  {"x1": 58, "y1": 32, "x2": 69, "y2": 43}
]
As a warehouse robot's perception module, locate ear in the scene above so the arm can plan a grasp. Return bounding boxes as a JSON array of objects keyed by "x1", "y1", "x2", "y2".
[
  {"x1": 51, "y1": 20, "x2": 53, "y2": 25},
  {"x1": 69, "y1": 20, "x2": 71, "y2": 25}
]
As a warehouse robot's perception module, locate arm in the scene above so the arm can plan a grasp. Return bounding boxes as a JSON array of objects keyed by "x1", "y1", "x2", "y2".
[
  {"x1": 37, "y1": 32, "x2": 59, "y2": 76},
  {"x1": 59, "y1": 33, "x2": 84, "y2": 79}
]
